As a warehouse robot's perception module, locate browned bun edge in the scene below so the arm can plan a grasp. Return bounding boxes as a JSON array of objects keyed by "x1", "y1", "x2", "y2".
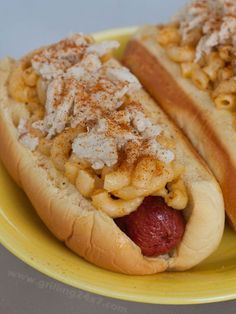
[
  {"x1": 0, "y1": 56, "x2": 224, "y2": 274},
  {"x1": 123, "y1": 25, "x2": 235, "y2": 230}
]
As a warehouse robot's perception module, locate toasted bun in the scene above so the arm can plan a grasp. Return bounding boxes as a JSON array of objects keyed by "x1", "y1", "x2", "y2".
[
  {"x1": 0, "y1": 56, "x2": 224, "y2": 274},
  {"x1": 123, "y1": 25, "x2": 236, "y2": 230}
]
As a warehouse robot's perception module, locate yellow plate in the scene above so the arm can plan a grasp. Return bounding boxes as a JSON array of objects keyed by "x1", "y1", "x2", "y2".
[{"x1": 1, "y1": 27, "x2": 236, "y2": 305}]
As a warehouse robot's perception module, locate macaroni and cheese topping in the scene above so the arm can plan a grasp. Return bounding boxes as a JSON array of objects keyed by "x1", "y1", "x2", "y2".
[
  {"x1": 157, "y1": 0, "x2": 236, "y2": 112},
  {"x1": 9, "y1": 33, "x2": 188, "y2": 220}
]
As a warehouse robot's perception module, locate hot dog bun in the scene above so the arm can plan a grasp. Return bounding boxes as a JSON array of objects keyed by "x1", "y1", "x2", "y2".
[
  {"x1": 123, "y1": 24, "x2": 236, "y2": 230},
  {"x1": 0, "y1": 56, "x2": 224, "y2": 274}
]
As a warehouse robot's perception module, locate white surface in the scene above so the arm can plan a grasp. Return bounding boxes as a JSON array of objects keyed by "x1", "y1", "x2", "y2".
[{"x1": 1, "y1": 0, "x2": 236, "y2": 313}]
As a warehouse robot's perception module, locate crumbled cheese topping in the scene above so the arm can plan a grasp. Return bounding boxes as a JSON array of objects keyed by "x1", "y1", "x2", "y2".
[
  {"x1": 67, "y1": 52, "x2": 102, "y2": 81},
  {"x1": 224, "y1": 0, "x2": 236, "y2": 15},
  {"x1": 71, "y1": 104, "x2": 103, "y2": 128},
  {"x1": 17, "y1": 119, "x2": 39, "y2": 151},
  {"x1": 105, "y1": 66, "x2": 141, "y2": 93},
  {"x1": 31, "y1": 34, "x2": 92, "y2": 80},
  {"x1": 178, "y1": 0, "x2": 215, "y2": 44},
  {"x1": 28, "y1": 33, "x2": 175, "y2": 168},
  {"x1": 147, "y1": 140, "x2": 175, "y2": 163},
  {"x1": 31, "y1": 120, "x2": 45, "y2": 133},
  {"x1": 44, "y1": 77, "x2": 78, "y2": 138},
  {"x1": 20, "y1": 134, "x2": 39, "y2": 151},
  {"x1": 72, "y1": 132, "x2": 118, "y2": 170},
  {"x1": 18, "y1": 118, "x2": 28, "y2": 135},
  {"x1": 41, "y1": 62, "x2": 141, "y2": 138},
  {"x1": 129, "y1": 108, "x2": 162, "y2": 138},
  {"x1": 72, "y1": 105, "x2": 174, "y2": 169},
  {"x1": 219, "y1": 15, "x2": 236, "y2": 44},
  {"x1": 176, "y1": 0, "x2": 236, "y2": 62},
  {"x1": 86, "y1": 41, "x2": 120, "y2": 56}
]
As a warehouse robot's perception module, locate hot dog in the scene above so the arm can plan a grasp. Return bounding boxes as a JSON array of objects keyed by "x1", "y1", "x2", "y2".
[
  {"x1": 123, "y1": 0, "x2": 236, "y2": 229},
  {"x1": 115, "y1": 196, "x2": 185, "y2": 257},
  {"x1": 0, "y1": 32, "x2": 224, "y2": 274}
]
